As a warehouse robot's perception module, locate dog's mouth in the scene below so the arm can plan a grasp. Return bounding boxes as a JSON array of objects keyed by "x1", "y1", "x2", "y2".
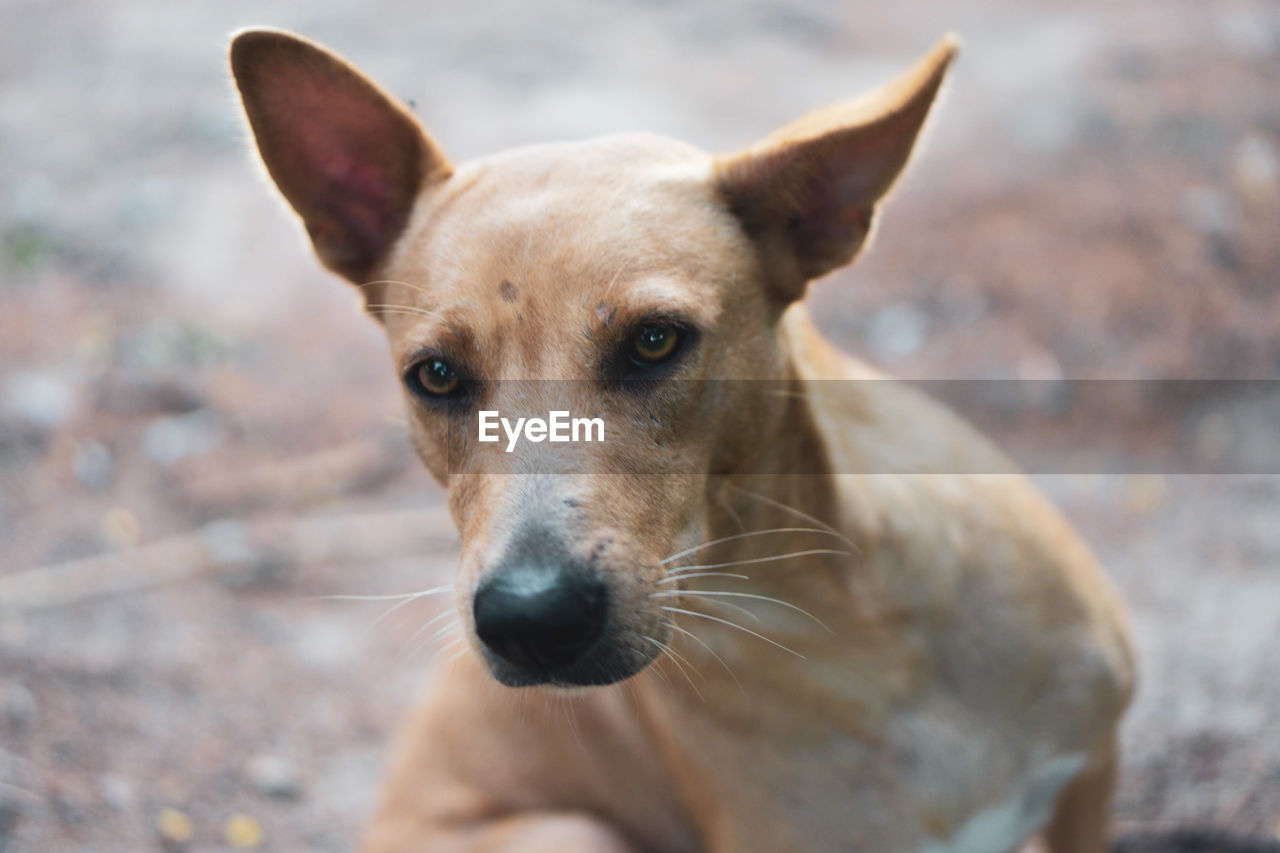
[{"x1": 479, "y1": 638, "x2": 659, "y2": 689}]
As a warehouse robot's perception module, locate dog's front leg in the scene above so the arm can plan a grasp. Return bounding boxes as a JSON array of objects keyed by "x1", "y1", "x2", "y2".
[
  {"x1": 1041, "y1": 737, "x2": 1119, "y2": 853},
  {"x1": 359, "y1": 655, "x2": 690, "y2": 853}
]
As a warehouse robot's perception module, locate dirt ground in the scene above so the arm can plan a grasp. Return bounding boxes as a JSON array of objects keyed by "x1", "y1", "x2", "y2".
[{"x1": 2, "y1": 0, "x2": 1279, "y2": 850}]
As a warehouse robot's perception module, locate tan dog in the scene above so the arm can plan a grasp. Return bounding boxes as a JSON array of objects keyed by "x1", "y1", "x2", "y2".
[{"x1": 231, "y1": 29, "x2": 1135, "y2": 853}]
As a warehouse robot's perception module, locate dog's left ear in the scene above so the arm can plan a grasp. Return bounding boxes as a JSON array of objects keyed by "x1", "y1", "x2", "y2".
[
  {"x1": 230, "y1": 28, "x2": 452, "y2": 284},
  {"x1": 715, "y1": 35, "x2": 958, "y2": 299}
]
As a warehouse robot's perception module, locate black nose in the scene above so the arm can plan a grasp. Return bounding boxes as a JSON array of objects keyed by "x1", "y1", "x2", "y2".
[{"x1": 472, "y1": 567, "x2": 608, "y2": 670}]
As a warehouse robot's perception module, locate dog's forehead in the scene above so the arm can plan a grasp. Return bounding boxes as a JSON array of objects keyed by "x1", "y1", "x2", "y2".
[
  {"x1": 462, "y1": 132, "x2": 711, "y2": 196},
  {"x1": 391, "y1": 133, "x2": 738, "y2": 294},
  {"x1": 473, "y1": 132, "x2": 708, "y2": 178}
]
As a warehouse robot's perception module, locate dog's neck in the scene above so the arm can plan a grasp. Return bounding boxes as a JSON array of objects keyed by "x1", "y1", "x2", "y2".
[
  {"x1": 717, "y1": 306, "x2": 845, "y2": 535},
  {"x1": 639, "y1": 318, "x2": 864, "y2": 706}
]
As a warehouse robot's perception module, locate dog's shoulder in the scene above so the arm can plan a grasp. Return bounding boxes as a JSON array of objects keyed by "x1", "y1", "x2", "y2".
[{"x1": 778, "y1": 306, "x2": 1134, "y2": 742}]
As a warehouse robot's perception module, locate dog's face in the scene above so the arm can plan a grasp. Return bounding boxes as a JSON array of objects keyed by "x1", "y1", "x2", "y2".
[
  {"x1": 231, "y1": 29, "x2": 954, "y2": 687},
  {"x1": 377, "y1": 140, "x2": 789, "y2": 687}
]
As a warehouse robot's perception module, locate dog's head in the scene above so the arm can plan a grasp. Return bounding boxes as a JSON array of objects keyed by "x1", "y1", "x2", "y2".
[{"x1": 230, "y1": 29, "x2": 955, "y2": 687}]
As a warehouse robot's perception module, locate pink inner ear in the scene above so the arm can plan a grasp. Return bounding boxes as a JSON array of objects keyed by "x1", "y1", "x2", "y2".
[
  {"x1": 267, "y1": 66, "x2": 421, "y2": 268},
  {"x1": 303, "y1": 134, "x2": 389, "y2": 198},
  {"x1": 288, "y1": 78, "x2": 399, "y2": 194},
  {"x1": 295, "y1": 120, "x2": 397, "y2": 244}
]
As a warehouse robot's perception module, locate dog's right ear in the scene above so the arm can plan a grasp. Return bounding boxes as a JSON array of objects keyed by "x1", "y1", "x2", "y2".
[
  {"x1": 715, "y1": 35, "x2": 958, "y2": 301},
  {"x1": 230, "y1": 29, "x2": 451, "y2": 283}
]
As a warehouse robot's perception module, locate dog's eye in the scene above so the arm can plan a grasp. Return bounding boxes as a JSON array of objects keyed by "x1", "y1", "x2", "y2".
[
  {"x1": 413, "y1": 359, "x2": 461, "y2": 397},
  {"x1": 629, "y1": 323, "x2": 681, "y2": 365}
]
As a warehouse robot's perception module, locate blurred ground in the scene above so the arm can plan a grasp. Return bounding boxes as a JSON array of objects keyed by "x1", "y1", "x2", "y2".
[{"x1": 2, "y1": 0, "x2": 1279, "y2": 849}]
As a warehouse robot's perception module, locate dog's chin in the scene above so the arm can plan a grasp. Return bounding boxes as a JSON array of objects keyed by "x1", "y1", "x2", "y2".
[{"x1": 479, "y1": 643, "x2": 657, "y2": 689}]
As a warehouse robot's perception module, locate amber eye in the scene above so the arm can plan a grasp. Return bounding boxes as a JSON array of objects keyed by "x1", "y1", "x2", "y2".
[
  {"x1": 629, "y1": 323, "x2": 681, "y2": 365},
  {"x1": 415, "y1": 359, "x2": 460, "y2": 396}
]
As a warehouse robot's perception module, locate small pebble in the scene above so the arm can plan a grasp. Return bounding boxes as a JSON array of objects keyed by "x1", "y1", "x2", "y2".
[
  {"x1": 142, "y1": 408, "x2": 224, "y2": 466},
  {"x1": 1233, "y1": 133, "x2": 1279, "y2": 204},
  {"x1": 224, "y1": 813, "x2": 262, "y2": 849},
  {"x1": 98, "y1": 774, "x2": 134, "y2": 811},
  {"x1": 244, "y1": 754, "x2": 302, "y2": 800},
  {"x1": 100, "y1": 507, "x2": 141, "y2": 549},
  {"x1": 2, "y1": 372, "x2": 75, "y2": 431},
  {"x1": 156, "y1": 807, "x2": 193, "y2": 843}
]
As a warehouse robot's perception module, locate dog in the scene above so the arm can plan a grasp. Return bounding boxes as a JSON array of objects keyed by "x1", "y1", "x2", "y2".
[{"x1": 230, "y1": 29, "x2": 1135, "y2": 852}]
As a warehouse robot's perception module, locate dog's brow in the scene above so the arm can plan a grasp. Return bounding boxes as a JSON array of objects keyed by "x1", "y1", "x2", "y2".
[
  {"x1": 391, "y1": 310, "x2": 479, "y2": 369},
  {"x1": 608, "y1": 278, "x2": 719, "y2": 327}
]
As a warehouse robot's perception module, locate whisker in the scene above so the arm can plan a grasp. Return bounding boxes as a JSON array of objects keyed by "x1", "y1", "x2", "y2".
[
  {"x1": 661, "y1": 527, "x2": 849, "y2": 565},
  {"x1": 428, "y1": 620, "x2": 458, "y2": 644},
  {"x1": 422, "y1": 620, "x2": 461, "y2": 658},
  {"x1": 370, "y1": 593, "x2": 441, "y2": 630},
  {"x1": 436, "y1": 635, "x2": 464, "y2": 656},
  {"x1": 364, "y1": 304, "x2": 445, "y2": 321},
  {"x1": 406, "y1": 618, "x2": 461, "y2": 661},
  {"x1": 665, "y1": 621, "x2": 743, "y2": 693},
  {"x1": 728, "y1": 486, "x2": 859, "y2": 552},
  {"x1": 643, "y1": 655, "x2": 675, "y2": 691},
  {"x1": 397, "y1": 609, "x2": 454, "y2": 656},
  {"x1": 653, "y1": 589, "x2": 832, "y2": 632},
  {"x1": 644, "y1": 636, "x2": 703, "y2": 700},
  {"x1": 717, "y1": 493, "x2": 748, "y2": 534},
  {"x1": 657, "y1": 637, "x2": 705, "y2": 683},
  {"x1": 312, "y1": 584, "x2": 453, "y2": 632},
  {"x1": 441, "y1": 639, "x2": 469, "y2": 668},
  {"x1": 694, "y1": 596, "x2": 761, "y2": 623},
  {"x1": 311, "y1": 586, "x2": 453, "y2": 603},
  {"x1": 661, "y1": 606, "x2": 805, "y2": 659},
  {"x1": 559, "y1": 693, "x2": 585, "y2": 750},
  {"x1": 656, "y1": 571, "x2": 749, "y2": 585},
  {"x1": 358, "y1": 279, "x2": 435, "y2": 299},
  {"x1": 666, "y1": 549, "x2": 852, "y2": 575}
]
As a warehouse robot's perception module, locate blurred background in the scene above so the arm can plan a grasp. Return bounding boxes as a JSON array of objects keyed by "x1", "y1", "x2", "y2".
[{"x1": 2, "y1": 0, "x2": 1278, "y2": 849}]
